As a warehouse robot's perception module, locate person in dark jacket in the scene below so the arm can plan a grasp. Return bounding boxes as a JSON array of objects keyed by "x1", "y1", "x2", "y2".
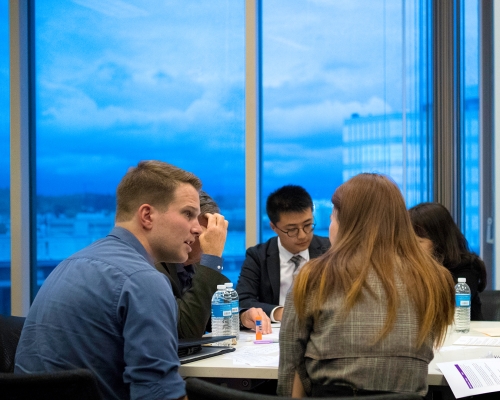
[
  {"x1": 236, "y1": 185, "x2": 330, "y2": 321},
  {"x1": 157, "y1": 190, "x2": 271, "y2": 338},
  {"x1": 409, "y1": 202, "x2": 487, "y2": 320}
]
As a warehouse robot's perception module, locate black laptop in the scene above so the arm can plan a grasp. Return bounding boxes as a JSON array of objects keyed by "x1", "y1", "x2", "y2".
[{"x1": 178, "y1": 336, "x2": 236, "y2": 364}]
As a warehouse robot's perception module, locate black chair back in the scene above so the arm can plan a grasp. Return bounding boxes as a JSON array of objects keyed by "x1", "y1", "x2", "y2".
[
  {"x1": 481, "y1": 290, "x2": 500, "y2": 321},
  {"x1": 0, "y1": 368, "x2": 102, "y2": 400},
  {"x1": 185, "y1": 377, "x2": 423, "y2": 400},
  {"x1": 0, "y1": 315, "x2": 26, "y2": 373}
]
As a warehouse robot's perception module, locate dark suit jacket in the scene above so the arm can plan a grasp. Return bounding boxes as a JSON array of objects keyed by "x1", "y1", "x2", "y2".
[
  {"x1": 156, "y1": 262, "x2": 229, "y2": 339},
  {"x1": 236, "y1": 235, "x2": 330, "y2": 317}
]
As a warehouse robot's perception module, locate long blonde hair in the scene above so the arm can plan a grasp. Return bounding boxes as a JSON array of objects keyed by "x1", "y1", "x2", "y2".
[{"x1": 293, "y1": 173, "x2": 455, "y2": 347}]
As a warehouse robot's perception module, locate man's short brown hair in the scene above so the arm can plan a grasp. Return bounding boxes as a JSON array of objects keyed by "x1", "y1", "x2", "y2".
[
  {"x1": 199, "y1": 190, "x2": 220, "y2": 215},
  {"x1": 115, "y1": 160, "x2": 202, "y2": 222}
]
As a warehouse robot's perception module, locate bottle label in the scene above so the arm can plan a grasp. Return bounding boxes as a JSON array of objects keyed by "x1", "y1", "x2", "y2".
[
  {"x1": 255, "y1": 319, "x2": 263, "y2": 340},
  {"x1": 212, "y1": 304, "x2": 232, "y2": 318},
  {"x1": 231, "y1": 301, "x2": 239, "y2": 314},
  {"x1": 455, "y1": 294, "x2": 471, "y2": 307}
]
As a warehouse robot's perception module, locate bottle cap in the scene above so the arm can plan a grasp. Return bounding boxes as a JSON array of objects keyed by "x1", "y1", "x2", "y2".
[
  {"x1": 217, "y1": 284, "x2": 226, "y2": 289},
  {"x1": 458, "y1": 278, "x2": 466, "y2": 283},
  {"x1": 225, "y1": 283, "x2": 233, "y2": 288}
]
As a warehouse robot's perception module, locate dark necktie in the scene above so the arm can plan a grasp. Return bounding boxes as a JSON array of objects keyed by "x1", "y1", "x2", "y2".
[{"x1": 290, "y1": 254, "x2": 303, "y2": 274}]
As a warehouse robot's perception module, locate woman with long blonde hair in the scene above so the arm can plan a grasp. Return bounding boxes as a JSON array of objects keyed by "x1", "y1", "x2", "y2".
[{"x1": 277, "y1": 173, "x2": 455, "y2": 398}]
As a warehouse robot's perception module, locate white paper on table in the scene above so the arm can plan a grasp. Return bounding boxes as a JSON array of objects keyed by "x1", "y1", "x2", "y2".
[
  {"x1": 240, "y1": 328, "x2": 280, "y2": 343},
  {"x1": 232, "y1": 354, "x2": 279, "y2": 367},
  {"x1": 228, "y1": 343, "x2": 279, "y2": 367},
  {"x1": 264, "y1": 331, "x2": 280, "y2": 342},
  {"x1": 453, "y1": 336, "x2": 500, "y2": 346},
  {"x1": 437, "y1": 345, "x2": 472, "y2": 352},
  {"x1": 474, "y1": 328, "x2": 500, "y2": 337},
  {"x1": 437, "y1": 358, "x2": 500, "y2": 398}
]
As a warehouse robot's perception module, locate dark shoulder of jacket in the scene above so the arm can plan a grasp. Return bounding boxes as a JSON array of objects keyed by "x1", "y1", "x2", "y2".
[
  {"x1": 155, "y1": 261, "x2": 173, "y2": 277},
  {"x1": 312, "y1": 234, "x2": 331, "y2": 248},
  {"x1": 246, "y1": 236, "x2": 278, "y2": 255}
]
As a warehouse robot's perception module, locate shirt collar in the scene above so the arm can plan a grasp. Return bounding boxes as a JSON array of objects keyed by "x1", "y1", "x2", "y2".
[
  {"x1": 107, "y1": 226, "x2": 155, "y2": 267},
  {"x1": 176, "y1": 263, "x2": 195, "y2": 275},
  {"x1": 277, "y1": 236, "x2": 310, "y2": 262}
]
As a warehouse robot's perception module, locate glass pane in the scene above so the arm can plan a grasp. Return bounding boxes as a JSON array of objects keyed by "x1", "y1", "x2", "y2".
[
  {"x1": 461, "y1": 0, "x2": 479, "y2": 253},
  {"x1": 0, "y1": 2, "x2": 10, "y2": 314},
  {"x1": 262, "y1": 0, "x2": 431, "y2": 238},
  {"x1": 35, "y1": 1, "x2": 245, "y2": 289}
]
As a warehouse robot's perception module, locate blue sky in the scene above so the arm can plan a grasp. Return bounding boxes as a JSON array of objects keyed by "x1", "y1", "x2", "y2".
[
  {"x1": 33, "y1": 0, "x2": 404, "y2": 200},
  {"x1": 2, "y1": 0, "x2": 478, "y2": 201},
  {"x1": 34, "y1": 0, "x2": 245, "y2": 196}
]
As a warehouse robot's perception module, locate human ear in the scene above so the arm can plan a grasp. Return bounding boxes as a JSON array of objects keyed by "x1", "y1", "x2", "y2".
[
  {"x1": 270, "y1": 221, "x2": 277, "y2": 232},
  {"x1": 138, "y1": 204, "x2": 154, "y2": 230}
]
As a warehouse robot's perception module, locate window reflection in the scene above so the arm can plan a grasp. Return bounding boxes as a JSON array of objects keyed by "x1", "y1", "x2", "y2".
[
  {"x1": 461, "y1": 0, "x2": 479, "y2": 253},
  {"x1": 262, "y1": 0, "x2": 432, "y2": 240},
  {"x1": 0, "y1": 2, "x2": 10, "y2": 314}
]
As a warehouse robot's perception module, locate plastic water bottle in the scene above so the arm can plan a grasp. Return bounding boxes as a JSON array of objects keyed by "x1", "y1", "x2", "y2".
[
  {"x1": 211, "y1": 284, "x2": 232, "y2": 346},
  {"x1": 454, "y1": 277, "x2": 471, "y2": 333},
  {"x1": 225, "y1": 282, "x2": 239, "y2": 344}
]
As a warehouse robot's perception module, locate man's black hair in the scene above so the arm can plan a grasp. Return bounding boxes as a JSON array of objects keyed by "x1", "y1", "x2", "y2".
[{"x1": 266, "y1": 185, "x2": 313, "y2": 224}]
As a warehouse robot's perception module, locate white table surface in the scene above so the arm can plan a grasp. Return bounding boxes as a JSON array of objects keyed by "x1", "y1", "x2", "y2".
[
  {"x1": 179, "y1": 329, "x2": 279, "y2": 379},
  {"x1": 180, "y1": 321, "x2": 500, "y2": 387},
  {"x1": 428, "y1": 321, "x2": 500, "y2": 386}
]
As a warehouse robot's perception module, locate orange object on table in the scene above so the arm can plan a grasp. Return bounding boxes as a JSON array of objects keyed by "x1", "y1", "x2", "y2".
[{"x1": 255, "y1": 315, "x2": 263, "y2": 340}]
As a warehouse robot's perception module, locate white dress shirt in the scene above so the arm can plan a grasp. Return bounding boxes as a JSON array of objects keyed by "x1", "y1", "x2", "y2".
[{"x1": 270, "y1": 237, "x2": 310, "y2": 322}]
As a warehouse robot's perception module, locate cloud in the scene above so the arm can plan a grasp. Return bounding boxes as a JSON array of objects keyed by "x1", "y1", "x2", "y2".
[
  {"x1": 266, "y1": 35, "x2": 309, "y2": 51},
  {"x1": 72, "y1": 0, "x2": 148, "y2": 18},
  {"x1": 264, "y1": 96, "x2": 392, "y2": 137},
  {"x1": 41, "y1": 90, "x2": 235, "y2": 131}
]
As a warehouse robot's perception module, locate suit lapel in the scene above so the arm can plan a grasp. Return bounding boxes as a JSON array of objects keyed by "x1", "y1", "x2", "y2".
[
  {"x1": 267, "y1": 238, "x2": 282, "y2": 305},
  {"x1": 156, "y1": 262, "x2": 183, "y2": 298}
]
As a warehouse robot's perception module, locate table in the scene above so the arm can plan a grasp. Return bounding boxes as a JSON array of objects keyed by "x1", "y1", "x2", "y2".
[
  {"x1": 179, "y1": 329, "x2": 279, "y2": 380},
  {"x1": 180, "y1": 321, "x2": 500, "y2": 388},
  {"x1": 429, "y1": 321, "x2": 500, "y2": 386}
]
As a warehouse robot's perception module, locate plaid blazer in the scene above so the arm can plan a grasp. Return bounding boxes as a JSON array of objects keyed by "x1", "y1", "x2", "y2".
[{"x1": 277, "y1": 269, "x2": 434, "y2": 397}]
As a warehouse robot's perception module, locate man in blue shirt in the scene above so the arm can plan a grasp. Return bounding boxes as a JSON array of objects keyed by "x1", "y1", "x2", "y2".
[{"x1": 15, "y1": 160, "x2": 207, "y2": 400}]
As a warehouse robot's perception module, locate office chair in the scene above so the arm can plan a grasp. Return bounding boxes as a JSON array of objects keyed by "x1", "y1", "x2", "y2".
[
  {"x1": 185, "y1": 377, "x2": 424, "y2": 400},
  {"x1": 0, "y1": 315, "x2": 25, "y2": 373},
  {"x1": 0, "y1": 368, "x2": 102, "y2": 400},
  {"x1": 480, "y1": 290, "x2": 500, "y2": 321}
]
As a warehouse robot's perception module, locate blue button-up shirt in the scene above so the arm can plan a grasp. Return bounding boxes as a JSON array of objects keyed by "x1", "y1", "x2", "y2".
[{"x1": 15, "y1": 227, "x2": 185, "y2": 400}]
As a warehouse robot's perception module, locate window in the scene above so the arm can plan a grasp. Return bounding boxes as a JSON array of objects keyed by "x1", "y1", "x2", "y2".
[
  {"x1": 35, "y1": 0, "x2": 245, "y2": 288},
  {"x1": 261, "y1": 0, "x2": 432, "y2": 237},
  {"x1": 6, "y1": 0, "x2": 492, "y2": 310},
  {"x1": 0, "y1": 2, "x2": 9, "y2": 314},
  {"x1": 460, "y1": 0, "x2": 480, "y2": 253}
]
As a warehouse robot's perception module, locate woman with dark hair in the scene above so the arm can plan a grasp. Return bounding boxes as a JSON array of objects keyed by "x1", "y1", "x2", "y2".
[
  {"x1": 277, "y1": 174, "x2": 455, "y2": 398},
  {"x1": 409, "y1": 202, "x2": 487, "y2": 321}
]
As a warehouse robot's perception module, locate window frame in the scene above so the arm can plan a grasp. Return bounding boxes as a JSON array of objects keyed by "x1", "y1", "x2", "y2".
[{"x1": 8, "y1": 0, "x2": 494, "y2": 314}]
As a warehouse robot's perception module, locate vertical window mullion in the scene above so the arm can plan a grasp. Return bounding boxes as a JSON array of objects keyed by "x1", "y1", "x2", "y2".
[
  {"x1": 9, "y1": 0, "x2": 34, "y2": 315},
  {"x1": 245, "y1": 0, "x2": 261, "y2": 248}
]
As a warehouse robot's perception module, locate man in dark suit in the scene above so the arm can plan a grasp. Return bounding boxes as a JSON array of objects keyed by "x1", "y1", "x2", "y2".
[
  {"x1": 157, "y1": 191, "x2": 271, "y2": 338},
  {"x1": 236, "y1": 185, "x2": 330, "y2": 321}
]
